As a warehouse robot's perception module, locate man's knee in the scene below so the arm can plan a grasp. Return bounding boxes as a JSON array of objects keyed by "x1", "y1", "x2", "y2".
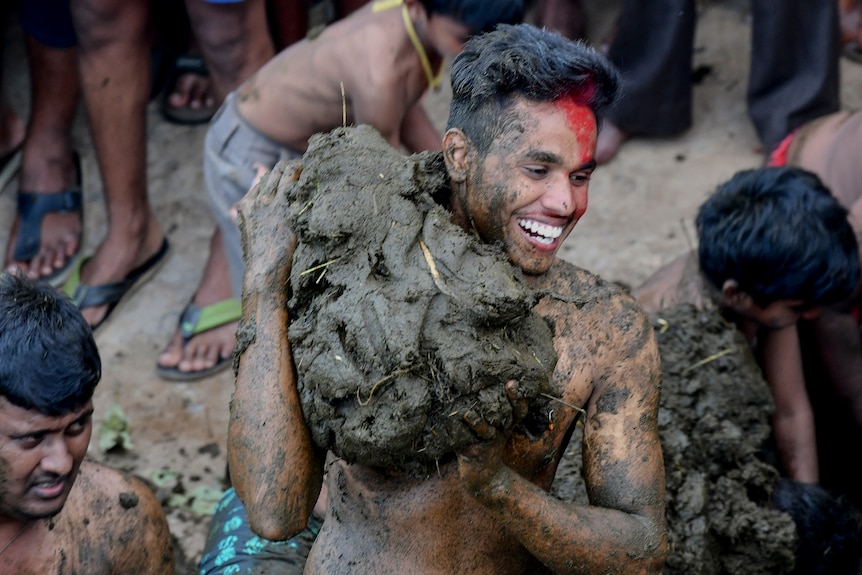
[{"x1": 70, "y1": 0, "x2": 149, "y2": 51}]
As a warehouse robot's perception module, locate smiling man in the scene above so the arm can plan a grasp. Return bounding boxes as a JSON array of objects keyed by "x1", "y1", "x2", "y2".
[
  {"x1": 0, "y1": 272, "x2": 174, "y2": 574},
  {"x1": 228, "y1": 24, "x2": 668, "y2": 574}
]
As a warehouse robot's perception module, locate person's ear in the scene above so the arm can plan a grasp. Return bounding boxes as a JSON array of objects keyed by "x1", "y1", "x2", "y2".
[
  {"x1": 443, "y1": 128, "x2": 469, "y2": 183},
  {"x1": 721, "y1": 279, "x2": 752, "y2": 310}
]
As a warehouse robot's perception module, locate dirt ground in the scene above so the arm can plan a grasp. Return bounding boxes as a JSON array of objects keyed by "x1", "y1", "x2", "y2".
[{"x1": 2, "y1": 1, "x2": 862, "y2": 572}]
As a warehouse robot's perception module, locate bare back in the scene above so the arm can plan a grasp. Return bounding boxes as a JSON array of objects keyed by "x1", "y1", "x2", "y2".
[
  {"x1": 236, "y1": 3, "x2": 431, "y2": 151},
  {"x1": 2, "y1": 460, "x2": 174, "y2": 575},
  {"x1": 307, "y1": 260, "x2": 665, "y2": 574}
]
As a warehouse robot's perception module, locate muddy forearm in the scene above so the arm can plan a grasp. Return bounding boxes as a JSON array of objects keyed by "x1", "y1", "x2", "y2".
[
  {"x1": 228, "y1": 289, "x2": 324, "y2": 540},
  {"x1": 468, "y1": 467, "x2": 667, "y2": 574}
]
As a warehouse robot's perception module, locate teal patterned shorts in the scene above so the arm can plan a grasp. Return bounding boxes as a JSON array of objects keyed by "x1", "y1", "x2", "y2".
[{"x1": 198, "y1": 487, "x2": 322, "y2": 575}]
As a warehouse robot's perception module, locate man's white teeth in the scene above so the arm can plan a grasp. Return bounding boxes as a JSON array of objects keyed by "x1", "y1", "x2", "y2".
[{"x1": 519, "y1": 219, "x2": 563, "y2": 243}]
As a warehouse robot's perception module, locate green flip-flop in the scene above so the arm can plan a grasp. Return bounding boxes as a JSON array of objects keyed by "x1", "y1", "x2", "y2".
[{"x1": 156, "y1": 298, "x2": 242, "y2": 382}]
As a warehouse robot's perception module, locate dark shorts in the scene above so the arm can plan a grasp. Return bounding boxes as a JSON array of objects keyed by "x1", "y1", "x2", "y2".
[
  {"x1": 198, "y1": 487, "x2": 322, "y2": 575},
  {"x1": 20, "y1": 0, "x2": 77, "y2": 49},
  {"x1": 204, "y1": 91, "x2": 302, "y2": 298}
]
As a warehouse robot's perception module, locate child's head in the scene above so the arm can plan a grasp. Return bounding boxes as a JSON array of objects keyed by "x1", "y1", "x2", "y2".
[
  {"x1": 697, "y1": 167, "x2": 860, "y2": 316},
  {"x1": 420, "y1": 0, "x2": 524, "y2": 37},
  {"x1": 0, "y1": 273, "x2": 101, "y2": 416},
  {"x1": 772, "y1": 478, "x2": 862, "y2": 575},
  {"x1": 446, "y1": 23, "x2": 619, "y2": 154}
]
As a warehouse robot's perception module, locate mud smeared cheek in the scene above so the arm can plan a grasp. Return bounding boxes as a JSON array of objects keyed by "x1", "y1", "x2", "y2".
[{"x1": 554, "y1": 98, "x2": 597, "y2": 163}]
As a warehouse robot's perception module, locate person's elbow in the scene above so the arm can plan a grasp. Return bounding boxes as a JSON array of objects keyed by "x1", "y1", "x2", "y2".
[
  {"x1": 245, "y1": 502, "x2": 310, "y2": 542},
  {"x1": 632, "y1": 512, "x2": 669, "y2": 575}
]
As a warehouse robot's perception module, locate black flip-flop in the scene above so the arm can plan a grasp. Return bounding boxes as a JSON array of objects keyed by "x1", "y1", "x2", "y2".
[
  {"x1": 13, "y1": 152, "x2": 84, "y2": 287},
  {"x1": 160, "y1": 54, "x2": 218, "y2": 126},
  {"x1": 63, "y1": 238, "x2": 171, "y2": 332}
]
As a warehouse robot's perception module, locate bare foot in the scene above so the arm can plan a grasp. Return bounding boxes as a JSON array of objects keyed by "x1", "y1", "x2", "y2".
[
  {"x1": 73, "y1": 218, "x2": 166, "y2": 328},
  {"x1": 157, "y1": 230, "x2": 237, "y2": 379},
  {"x1": 161, "y1": 53, "x2": 217, "y2": 125},
  {"x1": 4, "y1": 149, "x2": 82, "y2": 283},
  {"x1": 166, "y1": 66, "x2": 215, "y2": 113},
  {"x1": 595, "y1": 119, "x2": 630, "y2": 165}
]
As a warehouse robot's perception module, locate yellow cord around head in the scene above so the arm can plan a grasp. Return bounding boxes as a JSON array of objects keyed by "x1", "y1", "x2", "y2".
[{"x1": 372, "y1": 0, "x2": 442, "y2": 89}]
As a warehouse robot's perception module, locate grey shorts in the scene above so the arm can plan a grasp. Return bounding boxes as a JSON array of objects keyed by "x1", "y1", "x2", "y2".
[{"x1": 205, "y1": 91, "x2": 302, "y2": 297}]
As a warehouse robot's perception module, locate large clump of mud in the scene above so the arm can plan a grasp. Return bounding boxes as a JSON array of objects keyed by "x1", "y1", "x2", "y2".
[
  {"x1": 285, "y1": 125, "x2": 559, "y2": 476},
  {"x1": 552, "y1": 304, "x2": 799, "y2": 574}
]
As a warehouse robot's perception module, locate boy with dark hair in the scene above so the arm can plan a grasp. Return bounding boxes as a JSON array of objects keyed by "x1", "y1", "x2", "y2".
[
  {"x1": 635, "y1": 165, "x2": 862, "y2": 503},
  {"x1": 228, "y1": 23, "x2": 667, "y2": 574},
  {"x1": 0, "y1": 272, "x2": 174, "y2": 573},
  {"x1": 157, "y1": 0, "x2": 525, "y2": 381}
]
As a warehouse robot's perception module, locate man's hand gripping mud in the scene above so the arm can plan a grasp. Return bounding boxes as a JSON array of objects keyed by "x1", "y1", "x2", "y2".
[{"x1": 458, "y1": 380, "x2": 529, "y2": 500}]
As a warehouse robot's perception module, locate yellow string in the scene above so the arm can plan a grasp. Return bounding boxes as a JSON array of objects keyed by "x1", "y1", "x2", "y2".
[{"x1": 372, "y1": 0, "x2": 442, "y2": 89}]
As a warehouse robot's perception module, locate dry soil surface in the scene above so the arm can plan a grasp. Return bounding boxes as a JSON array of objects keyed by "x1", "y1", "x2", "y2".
[{"x1": 2, "y1": 1, "x2": 862, "y2": 571}]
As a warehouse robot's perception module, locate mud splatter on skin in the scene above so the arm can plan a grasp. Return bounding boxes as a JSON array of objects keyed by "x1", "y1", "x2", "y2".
[
  {"x1": 552, "y1": 305, "x2": 799, "y2": 574},
  {"x1": 281, "y1": 126, "x2": 560, "y2": 476},
  {"x1": 118, "y1": 492, "x2": 139, "y2": 509}
]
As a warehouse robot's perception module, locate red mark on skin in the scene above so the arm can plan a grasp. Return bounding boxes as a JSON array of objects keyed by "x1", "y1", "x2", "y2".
[{"x1": 554, "y1": 95, "x2": 597, "y2": 163}]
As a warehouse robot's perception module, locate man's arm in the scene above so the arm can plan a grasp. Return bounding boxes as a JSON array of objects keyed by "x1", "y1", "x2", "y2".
[
  {"x1": 227, "y1": 161, "x2": 326, "y2": 540},
  {"x1": 458, "y1": 298, "x2": 668, "y2": 574},
  {"x1": 758, "y1": 324, "x2": 819, "y2": 483},
  {"x1": 399, "y1": 100, "x2": 441, "y2": 153},
  {"x1": 810, "y1": 307, "x2": 862, "y2": 426}
]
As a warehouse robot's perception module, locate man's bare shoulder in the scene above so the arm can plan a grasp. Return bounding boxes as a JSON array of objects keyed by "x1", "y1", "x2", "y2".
[
  {"x1": 633, "y1": 251, "x2": 706, "y2": 314},
  {"x1": 538, "y1": 259, "x2": 658, "y2": 384},
  {"x1": 537, "y1": 259, "x2": 634, "y2": 316},
  {"x1": 57, "y1": 460, "x2": 174, "y2": 573}
]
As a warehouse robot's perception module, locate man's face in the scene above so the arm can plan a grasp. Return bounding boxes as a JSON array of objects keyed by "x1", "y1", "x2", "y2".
[
  {"x1": 457, "y1": 97, "x2": 597, "y2": 275},
  {"x1": 0, "y1": 397, "x2": 92, "y2": 521},
  {"x1": 724, "y1": 295, "x2": 821, "y2": 330}
]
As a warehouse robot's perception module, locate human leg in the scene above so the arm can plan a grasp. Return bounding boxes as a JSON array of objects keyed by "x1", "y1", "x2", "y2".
[
  {"x1": 183, "y1": 0, "x2": 275, "y2": 104},
  {"x1": 0, "y1": 97, "x2": 24, "y2": 193},
  {"x1": 156, "y1": 1, "x2": 274, "y2": 378},
  {"x1": 157, "y1": 94, "x2": 292, "y2": 379},
  {"x1": 0, "y1": 10, "x2": 26, "y2": 191},
  {"x1": 748, "y1": 0, "x2": 840, "y2": 155},
  {"x1": 597, "y1": 0, "x2": 696, "y2": 164},
  {"x1": 198, "y1": 487, "x2": 323, "y2": 575},
  {"x1": 4, "y1": 21, "x2": 82, "y2": 284},
  {"x1": 69, "y1": 0, "x2": 167, "y2": 329},
  {"x1": 531, "y1": 0, "x2": 587, "y2": 41}
]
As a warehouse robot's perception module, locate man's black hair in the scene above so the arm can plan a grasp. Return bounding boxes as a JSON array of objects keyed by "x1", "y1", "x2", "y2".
[
  {"x1": 0, "y1": 273, "x2": 101, "y2": 415},
  {"x1": 772, "y1": 478, "x2": 862, "y2": 575},
  {"x1": 419, "y1": 0, "x2": 524, "y2": 36},
  {"x1": 446, "y1": 23, "x2": 620, "y2": 153},
  {"x1": 697, "y1": 167, "x2": 860, "y2": 308}
]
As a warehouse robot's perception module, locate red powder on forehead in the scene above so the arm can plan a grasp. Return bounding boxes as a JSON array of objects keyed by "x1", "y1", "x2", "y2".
[{"x1": 555, "y1": 95, "x2": 594, "y2": 133}]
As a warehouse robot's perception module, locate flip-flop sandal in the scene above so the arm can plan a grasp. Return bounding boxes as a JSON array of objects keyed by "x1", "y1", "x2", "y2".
[
  {"x1": 0, "y1": 146, "x2": 21, "y2": 194},
  {"x1": 64, "y1": 238, "x2": 171, "y2": 333},
  {"x1": 160, "y1": 54, "x2": 218, "y2": 126},
  {"x1": 156, "y1": 298, "x2": 242, "y2": 382},
  {"x1": 13, "y1": 152, "x2": 84, "y2": 287}
]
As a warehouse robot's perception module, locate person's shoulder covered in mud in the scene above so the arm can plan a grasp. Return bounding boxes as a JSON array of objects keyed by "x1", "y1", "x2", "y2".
[
  {"x1": 537, "y1": 256, "x2": 664, "y2": 482},
  {"x1": 49, "y1": 459, "x2": 175, "y2": 574}
]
